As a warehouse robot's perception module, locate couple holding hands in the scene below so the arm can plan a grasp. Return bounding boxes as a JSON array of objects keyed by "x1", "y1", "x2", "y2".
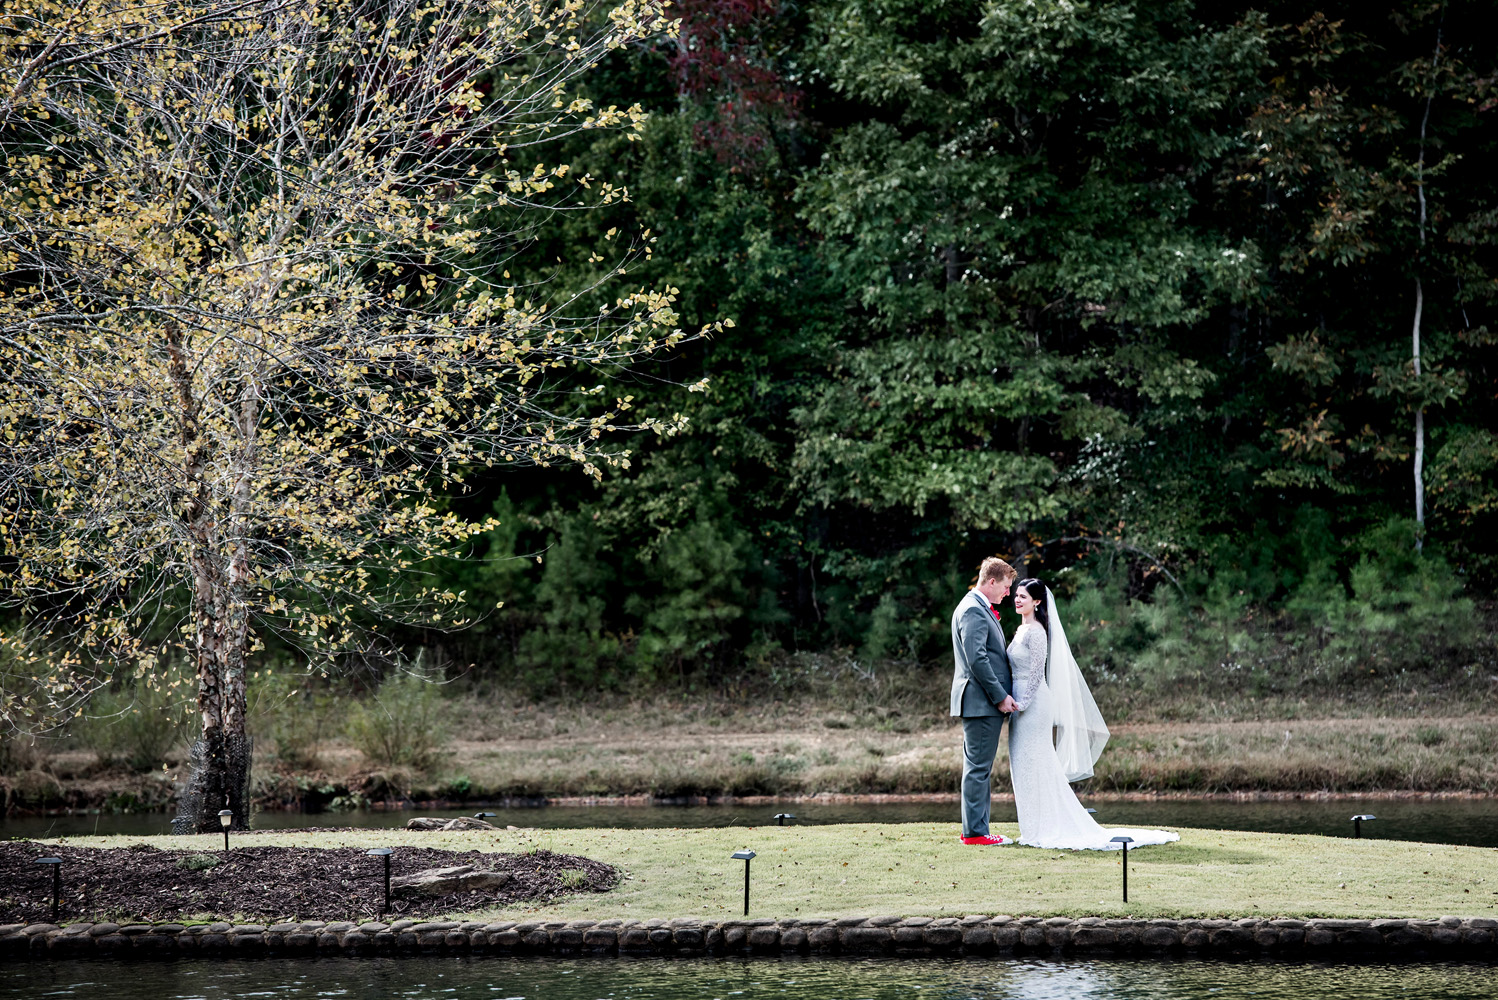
[{"x1": 951, "y1": 557, "x2": 1177, "y2": 850}]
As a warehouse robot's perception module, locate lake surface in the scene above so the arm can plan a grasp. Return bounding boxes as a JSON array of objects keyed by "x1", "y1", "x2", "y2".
[
  {"x1": 4, "y1": 955, "x2": 1496, "y2": 1000},
  {"x1": 6, "y1": 798, "x2": 1496, "y2": 847}
]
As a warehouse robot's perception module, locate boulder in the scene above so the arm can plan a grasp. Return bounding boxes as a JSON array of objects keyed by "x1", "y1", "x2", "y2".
[
  {"x1": 404, "y1": 816, "x2": 497, "y2": 831},
  {"x1": 390, "y1": 865, "x2": 512, "y2": 897}
]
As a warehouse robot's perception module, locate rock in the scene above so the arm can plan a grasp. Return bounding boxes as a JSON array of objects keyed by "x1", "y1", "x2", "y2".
[
  {"x1": 843, "y1": 926, "x2": 894, "y2": 953},
  {"x1": 391, "y1": 865, "x2": 512, "y2": 897},
  {"x1": 404, "y1": 816, "x2": 498, "y2": 831},
  {"x1": 747, "y1": 926, "x2": 781, "y2": 950},
  {"x1": 923, "y1": 924, "x2": 963, "y2": 949},
  {"x1": 673, "y1": 926, "x2": 705, "y2": 948}
]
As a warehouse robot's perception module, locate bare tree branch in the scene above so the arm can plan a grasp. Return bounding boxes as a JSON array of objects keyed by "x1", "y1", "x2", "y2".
[{"x1": 1040, "y1": 536, "x2": 1187, "y2": 598}]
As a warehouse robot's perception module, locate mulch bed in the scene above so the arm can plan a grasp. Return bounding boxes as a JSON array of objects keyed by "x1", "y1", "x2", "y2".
[{"x1": 0, "y1": 842, "x2": 616, "y2": 924}]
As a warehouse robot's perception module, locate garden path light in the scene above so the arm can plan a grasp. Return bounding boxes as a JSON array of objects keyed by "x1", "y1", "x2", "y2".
[
  {"x1": 366, "y1": 848, "x2": 394, "y2": 914},
  {"x1": 732, "y1": 850, "x2": 756, "y2": 916},
  {"x1": 33, "y1": 857, "x2": 61, "y2": 922},
  {"x1": 1110, "y1": 836, "x2": 1134, "y2": 902}
]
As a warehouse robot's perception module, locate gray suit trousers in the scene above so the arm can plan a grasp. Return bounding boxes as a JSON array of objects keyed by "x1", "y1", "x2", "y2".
[{"x1": 961, "y1": 714, "x2": 1007, "y2": 838}]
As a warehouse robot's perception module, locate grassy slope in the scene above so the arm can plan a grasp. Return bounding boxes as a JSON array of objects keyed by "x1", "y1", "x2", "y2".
[
  {"x1": 35, "y1": 700, "x2": 1498, "y2": 812},
  {"x1": 31, "y1": 824, "x2": 1498, "y2": 924},
  {"x1": 431, "y1": 713, "x2": 1498, "y2": 798},
  {"x1": 358, "y1": 642, "x2": 1498, "y2": 798},
  {"x1": 272, "y1": 699, "x2": 1498, "y2": 803},
  {"x1": 22, "y1": 622, "x2": 1498, "y2": 807}
]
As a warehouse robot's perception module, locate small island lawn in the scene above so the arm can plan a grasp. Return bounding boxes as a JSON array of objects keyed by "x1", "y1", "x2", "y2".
[{"x1": 22, "y1": 824, "x2": 1497, "y2": 925}]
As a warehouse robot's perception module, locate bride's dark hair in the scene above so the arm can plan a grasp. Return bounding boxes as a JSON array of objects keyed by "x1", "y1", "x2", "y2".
[{"x1": 1015, "y1": 578, "x2": 1049, "y2": 634}]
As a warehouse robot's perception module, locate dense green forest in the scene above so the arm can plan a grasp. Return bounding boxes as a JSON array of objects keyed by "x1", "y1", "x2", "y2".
[
  {"x1": 412, "y1": 0, "x2": 1497, "y2": 693},
  {"x1": 5, "y1": 1, "x2": 1494, "y2": 713}
]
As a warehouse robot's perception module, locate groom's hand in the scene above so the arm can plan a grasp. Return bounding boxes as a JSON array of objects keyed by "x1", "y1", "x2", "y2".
[{"x1": 998, "y1": 695, "x2": 1018, "y2": 714}]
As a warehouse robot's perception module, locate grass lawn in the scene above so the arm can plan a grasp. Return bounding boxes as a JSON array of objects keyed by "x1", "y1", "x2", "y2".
[{"x1": 32, "y1": 823, "x2": 1498, "y2": 924}]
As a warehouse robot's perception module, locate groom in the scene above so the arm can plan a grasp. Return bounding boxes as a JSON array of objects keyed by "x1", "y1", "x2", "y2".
[{"x1": 950, "y1": 556, "x2": 1019, "y2": 845}]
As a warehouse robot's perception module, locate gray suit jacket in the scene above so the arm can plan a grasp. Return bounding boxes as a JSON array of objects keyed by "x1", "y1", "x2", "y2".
[{"x1": 949, "y1": 589, "x2": 1014, "y2": 717}]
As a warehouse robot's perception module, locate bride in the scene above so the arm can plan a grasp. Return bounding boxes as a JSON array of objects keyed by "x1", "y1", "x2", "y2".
[{"x1": 1006, "y1": 578, "x2": 1178, "y2": 850}]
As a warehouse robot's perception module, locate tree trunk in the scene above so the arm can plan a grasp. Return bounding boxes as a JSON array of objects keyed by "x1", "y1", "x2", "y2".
[
  {"x1": 180, "y1": 544, "x2": 255, "y2": 833},
  {"x1": 1410, "y1": 7, "x2": 1443, "y2": 553},
  {"x1": 166, "y1": 328, "x2": 256, "y2": 833},
  {"x1": 1412, "y1": 277, "x2": 1425, "y2": 550}
]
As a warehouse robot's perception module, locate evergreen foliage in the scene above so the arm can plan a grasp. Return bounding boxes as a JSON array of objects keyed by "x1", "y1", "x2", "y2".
[{"x1": 427, "y1": 0, "x2": 1495, "y2": 693}]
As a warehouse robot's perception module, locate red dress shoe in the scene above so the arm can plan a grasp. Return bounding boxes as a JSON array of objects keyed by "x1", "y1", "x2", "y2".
[{"x1": 959, "y1": 834, "x2": 1011, "y2": 846}]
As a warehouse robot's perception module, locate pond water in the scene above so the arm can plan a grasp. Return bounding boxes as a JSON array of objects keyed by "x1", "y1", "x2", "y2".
[
  {"x1": 3, "y1": 955, "x2": 1495, "y2": 1000},
  {"x1": 5, "y1": 798, "x2": 1496, "y2": 847}
]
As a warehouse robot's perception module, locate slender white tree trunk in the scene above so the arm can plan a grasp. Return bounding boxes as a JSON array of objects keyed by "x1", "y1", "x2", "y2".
[
  {"x1": 1410, "y1": 8, "x2": 1443, "y2": 552},
  {"x1": 1412, "y1": 277, "x2": 1424, "y2": 549}
]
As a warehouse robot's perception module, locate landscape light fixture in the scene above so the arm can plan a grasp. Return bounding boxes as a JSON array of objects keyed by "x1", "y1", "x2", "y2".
[
  {"x1": 773, "y1": 813, "x2": 796, "y2": 826},
  {"x1": 731, "y1": 850, "x2": 756, "y2": 916},
  {"x1": 1351, "y1": 814, "x2": 1376, "y2": 839},
  {"x1": 33, "y1": 858, "x2": 62, "y2": 922},
  {"x1": 367, "y1": 847, "x2": 394, "y2": 914},
  {"x1": 218, "y1": 809, "x2": 233, "y2": 851},
  {"x1": 1110, "y1": 836, "x2": 1134, "y2": 902}
]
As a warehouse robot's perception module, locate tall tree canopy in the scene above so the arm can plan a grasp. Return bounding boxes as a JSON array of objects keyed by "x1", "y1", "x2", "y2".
[{"x1": 434, "y1": 0, "x2": 1495, "y2": 686}]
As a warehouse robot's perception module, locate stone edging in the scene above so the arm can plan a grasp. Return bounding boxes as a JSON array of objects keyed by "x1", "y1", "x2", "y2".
[{"x1": 3, "y1": 915, "x2": 1495, "y2": 961}]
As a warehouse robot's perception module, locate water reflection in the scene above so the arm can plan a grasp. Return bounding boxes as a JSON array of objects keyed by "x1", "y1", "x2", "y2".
[
  {"x1": 3, "y1": 956, "x2": 1495, "y2": 1000},
  {"x1": 6, "y1": 797, "x2": 1497, "y2": 848}
]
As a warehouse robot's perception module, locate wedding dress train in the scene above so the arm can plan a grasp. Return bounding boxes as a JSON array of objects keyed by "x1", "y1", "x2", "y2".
[{"x1": 1007, "y1": 621, "x2": 1178, "y2": 850}]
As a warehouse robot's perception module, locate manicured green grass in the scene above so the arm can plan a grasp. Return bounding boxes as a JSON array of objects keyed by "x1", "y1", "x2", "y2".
[{"x1": 39, "y1": 823, "x2": 1498, "y2": 924}]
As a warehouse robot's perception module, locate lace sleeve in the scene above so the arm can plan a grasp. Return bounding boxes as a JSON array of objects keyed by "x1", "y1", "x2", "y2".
[{"x1": 1009, "y1": 624, "x2": 1048, "y2": 711}]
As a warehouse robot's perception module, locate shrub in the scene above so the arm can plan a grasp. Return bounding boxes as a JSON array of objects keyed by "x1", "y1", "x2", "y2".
[
  {"x1": 626, "y1": 510, "x2": 748, "y2": 681},
  {"x1": 0, "y1": 735, "x2": 41, "y2": 776},
  {"x1": 1059, "y1": 518, "x2": 1481, "y2": 705},
  {"x1": 440, "y1": 774, "x2": 475, "y2": 799},
  {"x1": 344, "y1": 669, "x2": 450, "y2": 772},
  {"x1": 74, "y1": 674, "x2": 194, "y2": 772},
  {"x1": 515, "y1": 514, "x2": 620, "y2": 692},
  {"x1": 248, "y1": 669, "x2": 340, "y2": 770}
]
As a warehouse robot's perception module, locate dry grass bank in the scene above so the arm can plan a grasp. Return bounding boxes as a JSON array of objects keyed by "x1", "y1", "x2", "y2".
[
  {"x1": 8, "y1": 642, "x2": 1498, "y2": 813},
  {"x1": 286, "y1": 713, "x2": 1498, "y2": 803},
  {"x1": 274, "y1": 655, "x2": 1498, "y2": 801}
]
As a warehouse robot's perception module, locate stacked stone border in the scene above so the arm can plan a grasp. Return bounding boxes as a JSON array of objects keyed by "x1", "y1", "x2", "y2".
[{"x1": 3, "y1": 915, "x2": 1495, "y2": 961}]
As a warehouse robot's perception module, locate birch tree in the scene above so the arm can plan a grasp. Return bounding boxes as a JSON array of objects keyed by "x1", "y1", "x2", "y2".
[{"x1": 0, "y1": 0, "x2": 714, "y2": 830}]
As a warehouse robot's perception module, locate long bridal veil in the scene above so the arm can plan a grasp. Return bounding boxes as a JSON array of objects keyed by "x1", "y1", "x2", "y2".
[{"x1": 1045, "y1": 588, "x2": 1109, "y2": 781}]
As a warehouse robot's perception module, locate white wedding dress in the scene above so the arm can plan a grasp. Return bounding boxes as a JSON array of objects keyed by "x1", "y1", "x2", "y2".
[{"x1": 1007, "y1": 621, "x2": 1178, "y2": 850}]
